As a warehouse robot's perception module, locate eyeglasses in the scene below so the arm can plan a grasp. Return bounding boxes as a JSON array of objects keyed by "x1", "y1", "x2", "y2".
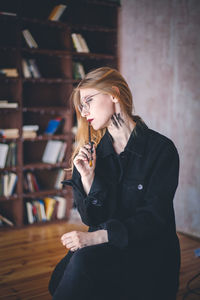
[{"x1": 78, "y1": 92, "x2": 101, "y2": 114}]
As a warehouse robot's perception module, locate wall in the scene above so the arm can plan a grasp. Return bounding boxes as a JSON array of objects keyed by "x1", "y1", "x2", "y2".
[{"x1": 119, "y1": 0, "x2": 200, "y2": 237}]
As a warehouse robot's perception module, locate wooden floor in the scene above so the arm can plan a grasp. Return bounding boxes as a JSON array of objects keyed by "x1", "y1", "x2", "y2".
[{"x1": 0, "y1": 222, "x2": 200, "y2": 300}]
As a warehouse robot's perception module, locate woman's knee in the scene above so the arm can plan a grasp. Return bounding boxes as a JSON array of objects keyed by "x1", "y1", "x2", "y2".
[
  {"x1": 69, "y1": 247, "x2": 93, "y2": 271},
  {"x1": 48, "y1": 251, "x2": 73, "y2": 295}
]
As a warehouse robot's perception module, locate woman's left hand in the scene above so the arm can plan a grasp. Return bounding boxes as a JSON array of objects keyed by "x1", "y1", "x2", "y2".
[{"x1": 61, "y1": 230, "x2": 108, "y2": 252}]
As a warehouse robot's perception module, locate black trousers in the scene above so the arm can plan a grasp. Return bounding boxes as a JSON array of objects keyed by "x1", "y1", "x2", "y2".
[
  {"x1": 48, "y1": 242, "x2": 179, "y2": 300},
  {"x1": 49, "y1": 243, "x2": 125, "y2": 300}
]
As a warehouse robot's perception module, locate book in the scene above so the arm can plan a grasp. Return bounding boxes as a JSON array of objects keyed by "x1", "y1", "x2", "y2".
[
  {"x1": 71, "y1": 33, "x2": 83, "y2": 52},
  {"x1": 23, "y1": 125, "x2": 39, "y2": 132},
  {"x1": 22, "y1": 125, "x2": 39, "y2": 139},
  {"x1": 0, "y1": 128, "x2": 19, "y2": 138},
  {"x1": 77, "y1": 34, "x2": 90, "y2": 53},
  {"x1": 7, "y1": 172, "x2": 17, "y2": 196},
  {"x1": 44, "y1": 197, "x2": 56, "y2": 220},
  {"x1": 54, "y1": 196, "x2": 67, "y2": 219},
  {"x1": 48, "y1": 4, "x2": 67, "y2": 21},
  {"x1": 5, "y1": 142, "x2": 17, "y2": 167},
  {"x1": 0, "y1": 100, "x2": 18, "y2": 108},
  {"x1": 24, "y1": 59, "x2": 41, "y2": 78},
  {"x1": 0, "y1": 172, "x2": 17, "y2": 196},
  {"x1": 38, "y1": 199, "x2": 47, "y2": 221},
  {"x1": 73, "y1": 62, "x2": 85, "y2": 79},
  {"x1": 0, "y1": 11, "x2": 17, "y2": 17},
  {"x1": 0, "y1": 214, "x2": 14, "y2": 226},
  {"x1": 57, "y1": 142, "x2": 67, "y2": 162},
  {"x1": 54, "y1": 169, "x2": 66, "y2": 189},
  {"x1": 0, "y1": 68, "x2": 18, "y2": 77},
  {"x1": 0, "y1": 143, "x2": 9, "y2": 168},
  {"x1": 44, "y1": 117, "x2": 63, "y2": 135},
  {"x1": 26, "y1": 201, "x2": 34, "y2": 224},
  {"x1": 29, "y1": 59, "x2": 41, "y2": 78},
  {"x1": 42, "y1": 140, "x2": 64, "y2": 164},
  {"x1": 22, "y1": 59, "x2": 32, "y2": 78},
  {"x1": 22, "y1": 29, "x2": 38, "y2": 48},
  {"x1": 71, "y1": 33, "x2": 89, "y2": 53},
  {"x1": 22, "y1": 131, "x2": 37, "y2": 139},
  {"x1": 25, "y1": 172, "x2": 39, "y2": 193}
]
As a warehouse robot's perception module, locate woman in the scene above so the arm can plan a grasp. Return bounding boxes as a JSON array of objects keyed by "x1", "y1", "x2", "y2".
[{"x1": 49, "y1": 67, "x2": 180, "y2": 300}]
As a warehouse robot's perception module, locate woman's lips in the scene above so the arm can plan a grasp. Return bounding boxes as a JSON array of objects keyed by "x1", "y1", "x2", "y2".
[{"x1": 87, "y1": 119, "x2": 94, "y2": 122}]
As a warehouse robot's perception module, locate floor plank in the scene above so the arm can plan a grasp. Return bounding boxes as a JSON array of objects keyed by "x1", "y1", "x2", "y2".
[{"x1": 0, "y1": 222, "x2": 199, "y2": 300}]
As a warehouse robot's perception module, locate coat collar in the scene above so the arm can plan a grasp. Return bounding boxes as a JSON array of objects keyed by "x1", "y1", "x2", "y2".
[{"x1": 97, "y1": 117, "x2": 149, "y2": 158}]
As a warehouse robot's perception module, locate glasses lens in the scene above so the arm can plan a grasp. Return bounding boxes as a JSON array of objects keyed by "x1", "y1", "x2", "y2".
[
  {"x1": 78, "y1": 104, "x2": 83, "y2": 113},
  {"x1": 78, "y1": 102, "x2": 89, "y2": 113}
]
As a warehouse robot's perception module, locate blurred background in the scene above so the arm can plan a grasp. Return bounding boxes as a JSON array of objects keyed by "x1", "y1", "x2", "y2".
[{"x1": 119, "y1": 0, "x2": 200, "y2": 239}]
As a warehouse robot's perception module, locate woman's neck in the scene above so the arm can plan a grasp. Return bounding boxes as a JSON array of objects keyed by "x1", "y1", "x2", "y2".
[{"x1": 107, "y1": 114, "x2": 136, "y2": 154}]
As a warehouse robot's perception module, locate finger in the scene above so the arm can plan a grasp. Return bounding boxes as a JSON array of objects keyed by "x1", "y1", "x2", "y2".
[
  {"x1": 64, "y1": 241, "x2": 76, "y2": 248},
  {"x1": 71, "y1": 246, "x2": 78, "y2": 252},
  {"x1": 80, "y1": 146, "x2": 91, "y2": 153},
  {"x1": 74, "y1": 153, "x2": 88, "y2": 163},
  {"x1": 79, "y1": 150, "x2": 89, "y2": 160},
  {"x1": 61, "y1": 232, "x2": 76, "y2": 242}
]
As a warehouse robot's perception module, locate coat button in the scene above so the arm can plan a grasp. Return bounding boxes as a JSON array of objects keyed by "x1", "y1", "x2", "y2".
[
  {"x1": 137, "y1": 184, "x2": 143, "y2": 190},
  {"x1": 92, "y1": 199, "x2": 98, "y2": 205}
]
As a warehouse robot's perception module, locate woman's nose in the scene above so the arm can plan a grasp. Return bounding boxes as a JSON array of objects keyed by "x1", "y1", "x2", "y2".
[{"x1": 81, "y1": 110, "x2": 90, "y2": 118}]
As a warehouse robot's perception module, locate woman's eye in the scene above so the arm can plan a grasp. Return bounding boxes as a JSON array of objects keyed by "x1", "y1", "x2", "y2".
[{"x1": 85, "y1": 97, "x2": 93, "y2": 103}]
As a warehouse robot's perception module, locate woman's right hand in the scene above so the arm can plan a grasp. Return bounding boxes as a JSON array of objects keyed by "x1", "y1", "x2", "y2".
[{"x1": 73, "y1": 143, "x2": 96, "y2": 179}]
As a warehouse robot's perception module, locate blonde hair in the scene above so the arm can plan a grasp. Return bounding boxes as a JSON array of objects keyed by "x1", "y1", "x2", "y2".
[{"x1": 69, "y1": 67, "x2": 135, "y2": 170}]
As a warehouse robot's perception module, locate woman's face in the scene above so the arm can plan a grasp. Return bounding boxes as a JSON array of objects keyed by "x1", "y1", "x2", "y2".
[{"x1": 79, "y1": 88, "x2": 116, "y2": 130}]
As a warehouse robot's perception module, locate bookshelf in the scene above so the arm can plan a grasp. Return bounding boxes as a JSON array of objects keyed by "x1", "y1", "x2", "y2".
[{"x1": 0, "y1": 0, "x2": 119, "y2": 228}]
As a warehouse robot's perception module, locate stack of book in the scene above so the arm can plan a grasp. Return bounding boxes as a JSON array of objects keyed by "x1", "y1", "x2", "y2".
[
  {"x1": 24, "y1": 172, "x2": 40, "y2": 193},
  {"x1": 22, "y1": 59, "x2": 41, "y2": 78},
  {"x1": 25, "y1": 196, "x2": 67, "y2": 224},
  {"x1": 48, "y1": 4, "x2": 67, "y2": 21},
  {"x1": 42, "y1": 140, "x2": 67, "y2": 164},
  {"x1": 0, "y1": 68, "x2": 18, "y2": 77},
  {"x1": 0, "y1": 128, "x2": 19, "y2": 139},
  {"x1": 0, "y1": 172, "x2": 17, "y2": 197},
  {"x1": 22, "y1": 125, "x2": 39, "y2": 139},
  {"x1": 0, "y1": 142, "x2": 17, "y2": 168},
  {"x1": 71, "y1": 33, "x2": 90, "y2": 53},
  {"x1": 0, "y1": 100, "x2": 18, "y2": 108},
  {"x1": 40, "y1": 168, "x2": 66, "y2": 190}
]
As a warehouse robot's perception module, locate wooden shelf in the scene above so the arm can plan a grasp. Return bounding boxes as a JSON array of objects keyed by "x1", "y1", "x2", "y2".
[
  {"x1": 72, "y1": 52, "x2": 116, "y2": 60},
  {"x1": 0, "y1": 166, "x2": 18, "y2": 172},
  {"x1": 0, "y1": 0, "x2": 118, "y2": 228},
  {"x1": 0, "y1": 194, "x2": 18, "y2": 202},
  {"x1": 0, "y1": 107, "x2": 20, "y2": 113},
  {"x1": 22, "y1": 106, "x2": 69, "y2": 112},
  {"x1": 21, "y1": 17, "x2": 69, "y2": 29},
  {"x1": 86, "y1": 0, "x2": 120, "y2": 6},
  {"x1": 21, "y1": 47, "x2": 71, "y2": 57},
  {"x1": 71, "y1": 24, "x2": 117, "y2": 33},
  {"x1": 0, "y1": 77, "x2": 20, "y2": 82},
  {"x1": 23, "y1": 162, "x2": 68, "y2": 171},
  {"x1": 22, "y1": 78, "x2": 73, "y2": 83},
  {"x1": 22, "y1": 133, "x2": 72, "y2": 141},
  {"x1": 23, "y1": 188, "x2": 67, "y2": 198}
]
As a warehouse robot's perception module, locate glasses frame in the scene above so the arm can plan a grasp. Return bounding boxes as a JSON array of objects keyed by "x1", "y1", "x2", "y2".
[{"x1": 78, "y1": 92, "x2": 101, "y2": 114}]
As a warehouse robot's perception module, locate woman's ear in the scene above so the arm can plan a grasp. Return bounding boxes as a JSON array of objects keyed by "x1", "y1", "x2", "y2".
[
  {"x1": 112, "y1": 86, "x2": 120, "y2": 95},
  {"x1": 111, "y1": 86, "x2": 120, "y2": 103}
]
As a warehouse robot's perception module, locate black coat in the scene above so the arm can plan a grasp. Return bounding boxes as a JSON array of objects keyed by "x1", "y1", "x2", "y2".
[{"x1": 64, "y1": 118, "x2": 180, "y2": 299}]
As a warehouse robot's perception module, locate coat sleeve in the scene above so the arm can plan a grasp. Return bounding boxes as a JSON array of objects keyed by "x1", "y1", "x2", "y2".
[
  {"x1": 103, "y1": 142, "x2": 180, "y2": 249},
  {"x1": 67, "y1": 166, "x2": 116, "y2": 226}
]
